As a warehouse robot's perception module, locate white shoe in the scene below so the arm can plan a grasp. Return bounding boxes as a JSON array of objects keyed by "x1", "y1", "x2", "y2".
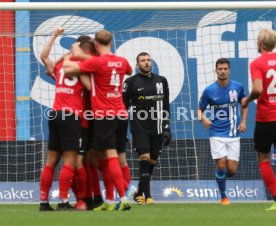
[{"x1": 126, "y1": 185, "x2": 137, "y2": 200}]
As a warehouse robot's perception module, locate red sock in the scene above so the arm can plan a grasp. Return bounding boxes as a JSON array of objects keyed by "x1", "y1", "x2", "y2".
[
  {"x1": 121, "y1": 165, "x2": 131, "y2": 190},
  {"x1": 107, "y1": 157, "x2": 126, "y2": 198},
  {"x1": 90, "y1": 166, "x2": 102, "y2": 196},
  {"x1": 59, "y1": 164, "x2": 75, "y2": 200},
  {"x1": 40, "y1": 164, "x2": 54, "y2": 201},
  {"x1": 99, "y1": 159, "x2": 114, "y2": 201},
  {"x1": 74, "y1": 166, "x2": 87, "y2": 200},
  {"x1": 259, "y1": 161, "x2": 276, "y2": 197}
]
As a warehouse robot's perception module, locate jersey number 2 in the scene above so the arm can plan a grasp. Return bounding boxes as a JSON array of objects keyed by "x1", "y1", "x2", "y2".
[{"x1": 266, "y1": 69, "x2": 276, "y2": 95}]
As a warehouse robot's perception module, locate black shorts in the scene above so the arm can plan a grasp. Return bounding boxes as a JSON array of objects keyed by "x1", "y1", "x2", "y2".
[
  {"x1": 92, "y1": 117, "x2": 128, "y2": 152},
  {"x1": 88, "y1": 119, "x2": 95, "y2": 149},
  {"x1": 79, "y1": 127, "x2": 89, "y2": 155},
  {"x1": 131, "y1": 126, "x2": 162, "y2": 161},
  {"x1": 48, "y1": 110, "x2": 82, "y2": 152},
  {"x1": 254, "y1": 121, "x2": 276, "y2": 153}
]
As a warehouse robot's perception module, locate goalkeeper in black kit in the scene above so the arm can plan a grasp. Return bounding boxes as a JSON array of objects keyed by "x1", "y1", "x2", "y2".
[{"x1": 123, "y1": 52, "x2": 172, "y2": 204}]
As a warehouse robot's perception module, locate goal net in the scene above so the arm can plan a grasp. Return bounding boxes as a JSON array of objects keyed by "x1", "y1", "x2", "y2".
[{"x1": 0, "y1": 1, "x2": 275, "y2": 202}]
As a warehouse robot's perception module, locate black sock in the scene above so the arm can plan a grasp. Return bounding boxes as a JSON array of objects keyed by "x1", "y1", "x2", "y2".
[
  {"x1": 137, "y1": 181, "x2": 143, "y2": 196},
  {"x1": 139, "y1": 160, "x2": 151, "y2": 199},
  {"x1": 274, "y1": 196, "x2": 276, "y2": 202},
  {"x1": 149, "y1": 163, "x2": 156, "y2": 178}
]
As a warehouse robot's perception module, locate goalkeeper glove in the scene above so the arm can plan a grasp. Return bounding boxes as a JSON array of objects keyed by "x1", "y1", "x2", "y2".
[{"x1": 162, "y1": 123, "x2": 172, "y2": 147}]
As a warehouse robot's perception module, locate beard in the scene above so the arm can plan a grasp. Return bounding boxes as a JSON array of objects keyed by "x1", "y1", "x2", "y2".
[
  {"x1": 218, "y1": 75, "x2": 228, "y2": 81},
  {"x1": 140, "y1": 66, "x2": 151, "y2": 74}
]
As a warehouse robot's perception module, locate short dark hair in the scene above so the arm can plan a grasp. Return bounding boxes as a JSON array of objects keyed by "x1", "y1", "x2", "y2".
[
  {"x1": 95, "y1": 30, "x2": 112, "y2": 46},
  {"x1": 79, "y1": 38, "x2": 96, "y2": 54},
  {"x1": 136, "y1": 52, "x2": 150, "y2": 63},
  {"x1": 76, "y1": 35, "x2": 91, "y2": 43},
  {"x1": 216, "y1": 58, "x2": 230, "y2": 69}
]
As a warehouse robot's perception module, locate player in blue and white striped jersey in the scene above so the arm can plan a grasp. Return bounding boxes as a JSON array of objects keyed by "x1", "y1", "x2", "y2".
[{"x1": 197, "y1": 58, "x2": 248, "y2": 205}]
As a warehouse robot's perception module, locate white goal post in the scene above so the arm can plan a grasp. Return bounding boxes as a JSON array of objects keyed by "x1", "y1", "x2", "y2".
[{"x1": 0, "y1": 1, "x2": 276, "y2": 10}]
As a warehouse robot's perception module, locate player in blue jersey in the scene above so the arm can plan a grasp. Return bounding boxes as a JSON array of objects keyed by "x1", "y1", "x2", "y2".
[{"x1": 197, "y1": 58, "x2": 248, "y2": 205}]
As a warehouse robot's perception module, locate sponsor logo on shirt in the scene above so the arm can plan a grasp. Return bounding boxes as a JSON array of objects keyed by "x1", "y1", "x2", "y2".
[
  {"x1": 107, "y1": 91, "x2": 121, "y2": 98},
  {"x1": 268, "y1": 60, "x2": 276, "y2": 66},
  {"x1": 56, "y1": 87, "x2": 74, "y2": 94},
  {"x1": 269, "y1": 96, "x2": 276, "y2": 103}
]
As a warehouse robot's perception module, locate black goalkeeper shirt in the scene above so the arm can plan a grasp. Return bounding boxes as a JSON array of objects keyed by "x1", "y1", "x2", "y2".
[{"x1": 123, "y1": 73, "x2": 170, "y2": 135}]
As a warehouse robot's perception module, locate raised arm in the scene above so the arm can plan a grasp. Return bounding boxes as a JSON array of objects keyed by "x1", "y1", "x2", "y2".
[{"x1": 40, "y1": 27, "x2": 64, "y2": 77}]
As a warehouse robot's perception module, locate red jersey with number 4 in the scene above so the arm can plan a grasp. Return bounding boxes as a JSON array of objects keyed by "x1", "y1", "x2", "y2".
[
  {"x1": 53, "y1": 61, "x2": 84, "y2": 117},
  {"x1": 78, "y1": 54, "x2": 132, "y2": 117},
  {"x1": 250, "y1": 52, "x2": 276, "y2": 122}
]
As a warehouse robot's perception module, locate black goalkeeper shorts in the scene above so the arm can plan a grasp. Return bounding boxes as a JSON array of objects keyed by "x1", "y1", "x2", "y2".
[{"x1": 131, "y1": 126, "x2": 162, "y2": 161}]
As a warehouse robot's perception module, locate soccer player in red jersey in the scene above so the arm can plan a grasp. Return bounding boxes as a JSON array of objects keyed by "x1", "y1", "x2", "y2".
[
  {"x1": 70, "y1": 39, "x2": 99, "y2": 211},
  {"x1": 39, "y1": 28, "x2": 93, "y2": 211},
  {"x1": 68, "y1": 40, "x2": 105, "y2": 210},
  {"x1": 242, "y1": 28, "x2": 276, "y2": 211},
  {"x1": 63, "y1": 29, "x2": 133, "y2": 211}
]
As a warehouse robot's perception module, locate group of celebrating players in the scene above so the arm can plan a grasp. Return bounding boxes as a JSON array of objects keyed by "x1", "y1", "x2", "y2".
[
  {"x1": 38, "y1": 26, "x2": 276, "y2": 212},
  {"x1": 39, "y1": 28, "x2": 171, "y2": 211}
]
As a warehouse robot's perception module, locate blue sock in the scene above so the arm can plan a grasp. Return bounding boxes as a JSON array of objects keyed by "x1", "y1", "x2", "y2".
[{"x1": 216, "y1": 168, "x2": 227, "y2": 199}]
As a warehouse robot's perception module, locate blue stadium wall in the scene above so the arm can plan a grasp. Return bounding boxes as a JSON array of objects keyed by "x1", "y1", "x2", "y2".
[{"x1": 23, "y1": 0, "x2": 275, "y2": 140}]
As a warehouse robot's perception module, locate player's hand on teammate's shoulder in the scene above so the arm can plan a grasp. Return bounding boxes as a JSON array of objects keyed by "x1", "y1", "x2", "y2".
[{"x1": 54, "y1": 27, "x2": 64, "y2": 37}]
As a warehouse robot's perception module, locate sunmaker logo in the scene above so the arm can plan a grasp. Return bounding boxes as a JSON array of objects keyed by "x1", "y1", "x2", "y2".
[
  {"x1": 163, "y1": 186, "x2": 184, "y2": 197},
  {"x1": 158, "y1": 181, "x2": 266, "y2": 201},
  {"x1": 162, "y1": 186, "x2": 259, "y2": 199},
  {"x1": 0, "y1": 188, "x2": 34, "y2": 200},
  {"x1": 186, "y1": 186, "x2": 259, "y2": 199}
]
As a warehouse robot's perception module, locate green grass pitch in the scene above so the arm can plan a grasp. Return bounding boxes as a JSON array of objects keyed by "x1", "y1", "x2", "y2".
[{"x1": 1, "y1": 203, "x2": 276, "y2": 226}]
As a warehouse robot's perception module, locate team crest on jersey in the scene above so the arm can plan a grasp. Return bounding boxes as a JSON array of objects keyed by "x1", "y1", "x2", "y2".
[
  {"x1": 156, "y1": 82, "x2": 163, "y2": 94},
  {"x1": 229, "y1": 90, "x2": 238, "y2": 102}
]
